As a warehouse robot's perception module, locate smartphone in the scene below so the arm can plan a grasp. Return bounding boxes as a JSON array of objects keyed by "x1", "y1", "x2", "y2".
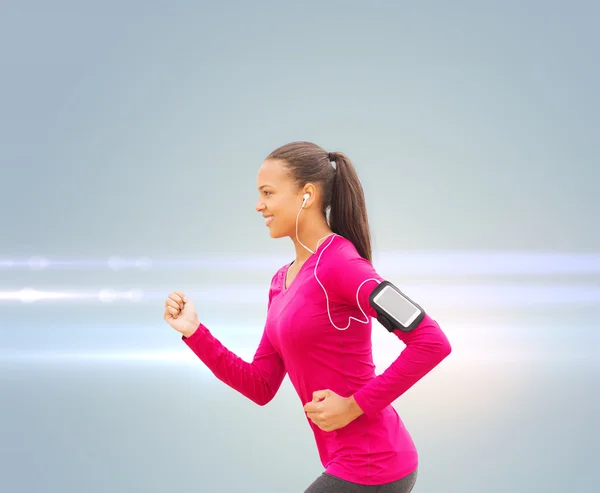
[{"x1": 369, "y1": 281, "x2": 425, "y2": 332}]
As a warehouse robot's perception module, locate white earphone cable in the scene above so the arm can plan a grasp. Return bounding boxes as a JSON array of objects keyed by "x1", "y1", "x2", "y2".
[
  {"x1": 295, "y1": 195, "x2": 381, "y2": 331},
  {"x1": 295, "y1": 195, "x2": 315, "y2": 254}
]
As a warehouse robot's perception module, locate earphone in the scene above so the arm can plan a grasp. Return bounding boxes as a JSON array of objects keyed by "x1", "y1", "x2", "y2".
[
  {"x1": 296, "y1": 193, "x2": 313, "y2": 253},
  {"x1": 302, "y1": 193, "x2": 310, "y2": 208},
  {"x1": 294, "y1": 195, "x2": 381, "y2": 331}
]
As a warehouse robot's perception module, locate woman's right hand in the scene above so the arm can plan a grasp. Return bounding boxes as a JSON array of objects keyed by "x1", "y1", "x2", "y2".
[{"x1": 164, "y1": 291, "x2": 200, "y2": 338}]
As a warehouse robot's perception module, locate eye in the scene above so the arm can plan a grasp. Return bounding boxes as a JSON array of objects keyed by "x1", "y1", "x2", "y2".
[{"x1": 263, "y1": 191, "x2": 272, "y2": 196}]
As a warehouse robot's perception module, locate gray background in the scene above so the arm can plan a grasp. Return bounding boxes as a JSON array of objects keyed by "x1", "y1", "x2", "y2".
[{"x1": 1, "y1": 1, "x2": 599, "y2": 492}]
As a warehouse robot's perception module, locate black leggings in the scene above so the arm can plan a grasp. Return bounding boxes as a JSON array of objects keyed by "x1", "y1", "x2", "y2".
[{"x1": 304, "y1": 469, "x2": 417, "y2": 493}]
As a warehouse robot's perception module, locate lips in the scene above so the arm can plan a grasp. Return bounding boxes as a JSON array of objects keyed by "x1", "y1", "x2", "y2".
[{"x1": 264, "y1": 215, "x2": 274, "y2": 227}]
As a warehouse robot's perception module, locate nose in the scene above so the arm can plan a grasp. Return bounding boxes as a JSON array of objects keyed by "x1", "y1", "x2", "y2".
[{"x1": 256, "y1": 199, "x2": 265, "y2": 212}]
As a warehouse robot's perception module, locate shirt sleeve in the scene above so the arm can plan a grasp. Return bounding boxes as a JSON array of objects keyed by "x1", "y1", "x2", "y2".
[
  {"x1": 324, "y1": 241, "x2": 452, "y2": 417},
  {"x1": 181, "y1": 283, "x2": 286, "y2": 406}
]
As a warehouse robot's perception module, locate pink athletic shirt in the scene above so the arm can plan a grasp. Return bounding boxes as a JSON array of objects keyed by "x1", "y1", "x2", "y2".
[{"x1": 183, "y1": 234, "x2": 452, "y2": 485}]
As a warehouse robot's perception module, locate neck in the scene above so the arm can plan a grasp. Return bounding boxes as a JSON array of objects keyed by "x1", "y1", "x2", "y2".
[{"x1": 291, "y1": 215, "x2": 334, "y2": 264}]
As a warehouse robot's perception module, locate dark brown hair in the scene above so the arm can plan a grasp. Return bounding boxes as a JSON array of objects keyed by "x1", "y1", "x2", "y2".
[{"x1": 266, "y1": 141, "x2": 372, "y2": 262}]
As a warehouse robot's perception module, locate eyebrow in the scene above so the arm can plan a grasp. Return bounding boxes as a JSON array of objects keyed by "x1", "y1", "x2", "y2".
[{"x1": 258, "y1": 184, "x2": 274, "y2": 190}]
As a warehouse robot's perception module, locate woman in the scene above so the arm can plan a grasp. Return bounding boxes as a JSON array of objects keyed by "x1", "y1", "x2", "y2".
[{"x1": 164, "y1": 141, "x2": 452, "y2": 493}]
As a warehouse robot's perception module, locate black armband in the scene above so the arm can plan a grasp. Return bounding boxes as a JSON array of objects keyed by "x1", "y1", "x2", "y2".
[{"x1": 369, "y1": 280, "x2": 425, "y2": 332}]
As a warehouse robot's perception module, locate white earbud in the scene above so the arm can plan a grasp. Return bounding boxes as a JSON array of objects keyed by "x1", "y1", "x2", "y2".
[{"x1": 301, "y1": 193, "x2": 310, "y2": 208}]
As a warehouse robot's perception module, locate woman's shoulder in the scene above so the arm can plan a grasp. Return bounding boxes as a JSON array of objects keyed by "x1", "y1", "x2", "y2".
[
  {"x1": 316, "y1": 235, "x2": 381, "y2": 300},
  {"x1": 264, "y1": 263, "x2": 289, "y2": 305},
  {"x1": 317, "y1": 235, "x2": 373, "y2": 281},
  {"x1": 270, "y1": 262, "x2": 289, "y2": 285},
  {"x1": 321, "y1": 234, "x2": 366, "y2": 263}
]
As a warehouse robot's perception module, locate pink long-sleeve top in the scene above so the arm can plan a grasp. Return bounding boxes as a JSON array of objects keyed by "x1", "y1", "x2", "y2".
[{"x1": 183, "y1": 234, "x2": 451, "y2": 485}]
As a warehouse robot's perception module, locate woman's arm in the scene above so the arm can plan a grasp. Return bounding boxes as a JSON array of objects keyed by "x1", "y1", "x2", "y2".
[
  {"x1": 325, "y1": 244, "x2": 452, "y2": 417},
  {"x1": 351, "y1": 312, "x2": 451, "y2": 417},
  {"x1": 182, "y1": 324, "x2": 286, "y2": 406},
  {"x1": 176, "y1": 278, "x2": 287, "y2": 407}
]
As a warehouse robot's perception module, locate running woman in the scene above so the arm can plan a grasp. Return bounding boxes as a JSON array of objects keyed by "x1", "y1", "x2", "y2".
[{"x1": 164, "y1": 141, "x2": 452, "y2": 493}]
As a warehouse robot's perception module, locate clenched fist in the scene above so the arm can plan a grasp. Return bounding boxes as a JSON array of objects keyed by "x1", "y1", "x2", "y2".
[{"x1": 163, "y1": 291, "x2": 200, "y2": 338}]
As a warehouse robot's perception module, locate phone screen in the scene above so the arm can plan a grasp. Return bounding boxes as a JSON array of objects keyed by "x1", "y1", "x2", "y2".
[{"x1": 372, "y1": 284, "x2": 421, "y2": 327}]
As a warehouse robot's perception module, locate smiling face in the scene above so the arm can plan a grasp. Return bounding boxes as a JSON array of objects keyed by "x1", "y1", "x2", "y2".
[{"x1": 256, "y1": 158, "x2": 306, "y2": 239}]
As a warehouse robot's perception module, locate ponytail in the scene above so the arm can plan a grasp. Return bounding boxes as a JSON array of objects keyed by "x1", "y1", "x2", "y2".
[{"x1": 328, "y1": 152, "x2": 372, "y2": 262}]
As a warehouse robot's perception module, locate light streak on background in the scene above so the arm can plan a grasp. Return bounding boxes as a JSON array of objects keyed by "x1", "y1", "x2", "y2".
[
  {"x1": 2, "y1": 251, "x2": 600, "y2": 275},
  {"x1": 1, "y1": 283, "x2": 599, "y2": 306}
]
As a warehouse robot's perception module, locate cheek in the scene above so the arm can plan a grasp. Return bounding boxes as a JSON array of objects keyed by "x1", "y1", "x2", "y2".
[
  {"x1": 270, "y1": 198, "x2": 290, "y2": 217},
  {"x1": 272, "y1": 204, "x2": 297, "y2": 232}
]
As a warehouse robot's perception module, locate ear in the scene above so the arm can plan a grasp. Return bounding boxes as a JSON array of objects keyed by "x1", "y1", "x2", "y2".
[{"x1": 301, "y1": 183, "x2": 317, "y2": 207}]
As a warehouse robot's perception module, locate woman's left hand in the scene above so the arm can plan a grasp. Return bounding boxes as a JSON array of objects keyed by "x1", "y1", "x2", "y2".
[{"x1": 303, "y1": 389, "x2": 364, "y2": 432}]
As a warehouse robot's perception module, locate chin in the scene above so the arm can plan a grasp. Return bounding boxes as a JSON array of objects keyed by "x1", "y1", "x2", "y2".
[{"x1": 268, "y1": 226, "x2": 289, "y2": 239}]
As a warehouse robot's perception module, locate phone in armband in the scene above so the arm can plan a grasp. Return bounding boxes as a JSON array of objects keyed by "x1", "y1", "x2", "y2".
[{"x1": 369, "y1": 280, "x2": 425, "y2": 332}]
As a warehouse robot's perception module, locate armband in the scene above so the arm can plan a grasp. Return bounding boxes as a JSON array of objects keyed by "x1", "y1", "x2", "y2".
[{"x1": 369, "y1": 280, "x2": 425, "y2": 332}]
